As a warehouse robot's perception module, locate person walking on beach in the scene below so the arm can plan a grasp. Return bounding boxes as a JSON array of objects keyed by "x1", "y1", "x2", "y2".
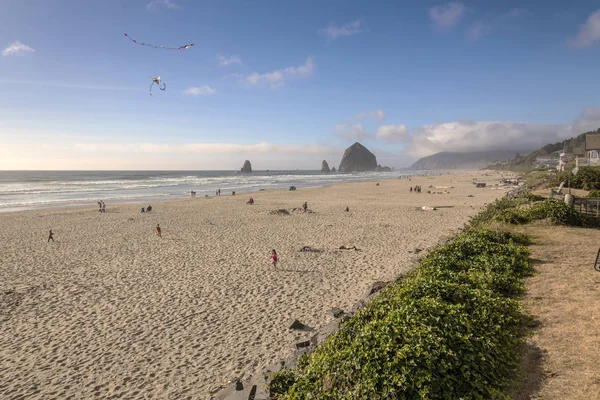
[
  {"x1": 271, "y1": 249, "x2": 278, "y2": 268},
  {"x1": 156, "y1": 223, "x2": 162, "y2": 238},
  {"x1": 302, "y1": 202, "x2": 308, "y2": 213},
  {"x1": 47, "y1": 230, "x2": 54, "y2": 242}
]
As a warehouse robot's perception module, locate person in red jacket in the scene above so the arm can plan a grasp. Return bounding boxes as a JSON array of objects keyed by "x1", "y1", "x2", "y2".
[{"x1": 271, "y1": 249, "x2": 278, "y2": 268}]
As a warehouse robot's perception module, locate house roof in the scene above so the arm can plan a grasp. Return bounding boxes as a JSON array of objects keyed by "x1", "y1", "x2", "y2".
[
  {"x1": 585, "y1": 134, "x2": 600, "y2": 151},
  {"x1": 573, "y1": 146, "x2": 585, "y2": 156}
]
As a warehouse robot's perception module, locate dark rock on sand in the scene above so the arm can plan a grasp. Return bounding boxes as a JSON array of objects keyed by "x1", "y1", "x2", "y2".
[
  {"x1": 367, "y1": 281, "x2": 389, "y2": 296},
  {"x1": 269, "y1": 209, "x2": 290, "y2": 216},
  {"x1": 338, "y1": 142, "x2": 378, "y2": 172},
  {"x1": 295, "y1": 340, "x2": 311, "y2": 349},
  {"x1": 329, "y1": 308, "x2": 345, "y2": 318},
  {"x1": 289, "y1": 320, "x2": 310, "y2": 330}
]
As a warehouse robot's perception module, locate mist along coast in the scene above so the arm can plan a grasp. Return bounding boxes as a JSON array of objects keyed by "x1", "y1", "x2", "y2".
[{"x1": 0, "y1": 170, "x2": 512, "y2": 399}]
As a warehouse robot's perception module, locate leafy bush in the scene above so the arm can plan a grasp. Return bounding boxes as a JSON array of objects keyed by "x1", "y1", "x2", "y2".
[
  {"x1": 269, "y1": 229, "x2": 531, "y2": 399},
  {"x1": 519, "y1": 193, "x2": 544, "y2": 202},
  {"x1": 588, "y1": 189, "x2": 600, "y2": 198},
  {"x1": 552, "y1": 166, "x2": 600, "y2": 190},
  {"x1": 469, "y1": 194, "x2": 544, "y2": 229},
  {"x1": 493, "y1": 199, "x2": 600, "y2": 227},
  {"x1": 268, "y1": 369, "x2": 297, "y2": 396},
  {"x1": 469, "y1": 197, "x2": 520, "y2": 229}
]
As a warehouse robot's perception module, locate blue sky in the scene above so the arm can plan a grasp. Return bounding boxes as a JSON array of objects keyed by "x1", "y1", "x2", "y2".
[{"x1": 2, "y1": 0, "x2": 600, "y2": 170}]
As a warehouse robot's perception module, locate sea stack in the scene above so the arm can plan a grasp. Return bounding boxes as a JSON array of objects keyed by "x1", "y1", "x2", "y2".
[
  {"x1": 240, "y1": 160, "x2": 252, "y2": 173},
  {"x1": 321, "y1": 160, "x2": 331, "y2": 173},
  {"x1": 376, "y1": 165, "x2": 392, "y2": 172},
  {"x1": 338, "y1": 142, "x2": 378, "y2": 172}
]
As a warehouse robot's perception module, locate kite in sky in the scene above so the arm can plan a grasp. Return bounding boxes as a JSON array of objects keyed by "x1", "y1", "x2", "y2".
[
  {"x1": 124, "y1": 33, "x2": 194, "y2": 50},
  {"x1": 149, "y1": 76, "x2": 166, "y2": 96}
]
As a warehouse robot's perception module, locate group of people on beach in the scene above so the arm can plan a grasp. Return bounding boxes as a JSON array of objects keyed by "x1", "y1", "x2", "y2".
[
  {"x1": 410, "y1": 185, "x2": 422, "y2": 193},
  {"x1": 97, "y1": 201, "x2": 106, "y2": 212}
]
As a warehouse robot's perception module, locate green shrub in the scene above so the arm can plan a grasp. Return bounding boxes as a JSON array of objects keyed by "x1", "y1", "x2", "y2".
[
  {"x1": 519, "y1": 193, "x2": 544, "y2": 202},
  {"x1": 588, "y1": 189, "x2": 600, "y2": 198},
  {"x1": 493, "y1": 199, "x2": 600, "y2": 227},
  {"x1": 552, "y1": 166, "x2": 600, "y2": 190},
  {"x1": 268, "y1": 369, "x2": 297, "y2": 397},
  {"x1": 270, "y1": 228, "x2": 531, "y2": 399}
]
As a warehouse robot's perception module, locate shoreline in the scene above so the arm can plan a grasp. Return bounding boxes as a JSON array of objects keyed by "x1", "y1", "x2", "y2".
[
  {"x1": 0, "y1": 170, "x2": 429, "y2": 214},
  {"x1": 0, "y1": 170, "x2": 514, "y2": 398}
]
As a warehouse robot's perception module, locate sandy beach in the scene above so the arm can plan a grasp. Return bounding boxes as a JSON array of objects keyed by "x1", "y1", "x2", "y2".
[{"x1": 0, "y1": 170, "x2": 512, "y2": 399}]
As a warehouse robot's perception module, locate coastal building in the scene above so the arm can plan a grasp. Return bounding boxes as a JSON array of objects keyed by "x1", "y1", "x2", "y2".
[{"x1": 580, "y1": 134, "x2": 600, "y2": 166}]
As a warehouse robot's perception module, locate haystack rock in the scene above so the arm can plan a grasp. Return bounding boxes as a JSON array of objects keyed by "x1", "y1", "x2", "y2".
[
  {"x1": 331, "y1": 167, "x2": 336, "y2": 172},
  {"x1": 321, "y1": 160, "x2": 331, "y2": 173},
  {"x1": 240, "y1": 160, "x2": 252, "y2": 173},
  {"x1": 338, "y1": 142, "x2": 378, "y2": 172}
]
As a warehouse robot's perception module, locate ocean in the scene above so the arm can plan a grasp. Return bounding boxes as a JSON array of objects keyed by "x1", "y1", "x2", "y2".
[{"x1": 0, "y1": 170, "x2": 428, "y2": 212}]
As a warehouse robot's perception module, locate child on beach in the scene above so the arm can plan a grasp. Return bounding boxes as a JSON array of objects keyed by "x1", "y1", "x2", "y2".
[
  {"x1": 271, "y1": 249, "x2": 278, "y2": 267},
  {"x1": 156, "y1": 223, "x2": 162, "y2": 238},
  {"x1": 47, "y1": 230, "x2": 54, "y2": 242}
]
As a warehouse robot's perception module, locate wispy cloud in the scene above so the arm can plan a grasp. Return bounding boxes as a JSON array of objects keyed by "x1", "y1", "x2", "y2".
[
  {"x1": 468, "y1": 8, "x2": 528, "y2": 41},
  {"x1": 183, "y1": 86, "x2": 216, "y2": 96},
  {"x1": 353, "y1": 109, "x2": 385, "y2": 121},
  {"x1": 146, "y1": 0, "x2": 180, "y2": 10},
  {"x1": 217, "y1": 54, "x2": 242, "y2": 67},
  {"x1": 319, "y1": 19, "x2": 364, "y2": 40},
  {"x1": 375, "y1": 125, "x2": 409, "y2": 143},
  {"x1": 335, "y1": 123, "x2": 370, "y2": 141},
  {"x1": 568, "y1": 9, "x2": 600, "y2": 48},
  {"x1": 239, "y1": 57, "x2": 315, "y2": 89},
  {"x1": 429, "y1": 2, "x2": 466, "y2": 30},
  {"x1": 2, "y1": 41, "x2": 35, "y2": 56}
]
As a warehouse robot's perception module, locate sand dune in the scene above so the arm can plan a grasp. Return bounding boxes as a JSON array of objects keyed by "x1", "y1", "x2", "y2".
[{"x1": 0, "y1": 171, "x2": 512, "y2": 399}]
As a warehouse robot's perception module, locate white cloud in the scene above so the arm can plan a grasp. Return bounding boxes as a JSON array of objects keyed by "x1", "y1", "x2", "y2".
[
  {"x1": 319, "y1": 19, "x2": 364, "y2": 40},
  {"x1": 467, "y1": 20, "x2": 491, "y2": 41},
  {"x1": 468, "y1": 8, "x2": 528, "y2": 41},
  {"x1": 217, "y1": 54, "x2": 242, "y2": 67},
  {"x1": 406, "y1": 107, "x2": 600, "y2": 158},
  {"x1": 183, "y1": 86, "x2": 216, "y2": 96},
  {"x1": 146, "y1": 0, "x2": 180, "y2": 10},
  {"x1": 335, "y1": 123, "x2": 370, "y2": 141},
  {"x1": 2, "y1": 41, "x2": 35, "y2": 56},
  {"x1": 240, "y1": 57, "x2": 315, "y2": 89},
  {"x1": 353, "y1": 109, "x2": 385, "y2": 121},
  {"x1": 429, "y1": 3, "x2": 466, "y2": 30},
  {"x1": 569, "y1": 9, "x2": 600, "y2": 48},
  {"x1": 376, "y1": 125, "x2": 409, "y2": 142}
]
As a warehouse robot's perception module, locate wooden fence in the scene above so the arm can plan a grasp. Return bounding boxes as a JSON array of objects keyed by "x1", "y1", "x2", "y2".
[{"x1": 573, "y1": 197, "x2": 600, "y2": 216}]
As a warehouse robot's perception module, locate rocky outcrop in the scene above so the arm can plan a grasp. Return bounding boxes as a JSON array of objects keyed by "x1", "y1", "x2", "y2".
[
  {"x1": 376, "y1": 165, "x2": 392, "y2": 172},
  {"x1": 240, "y1": 160, "x2": 252, "y2": 173},
  {"x1": 331, "y1": 167, "x2": 336, "y2": 172},
  {"x1": 338, "y1": 142, "x2": 378, "y2": 172},
  {"x1": 321, "y1": 160, "x2": 331, "y2": 173}
]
